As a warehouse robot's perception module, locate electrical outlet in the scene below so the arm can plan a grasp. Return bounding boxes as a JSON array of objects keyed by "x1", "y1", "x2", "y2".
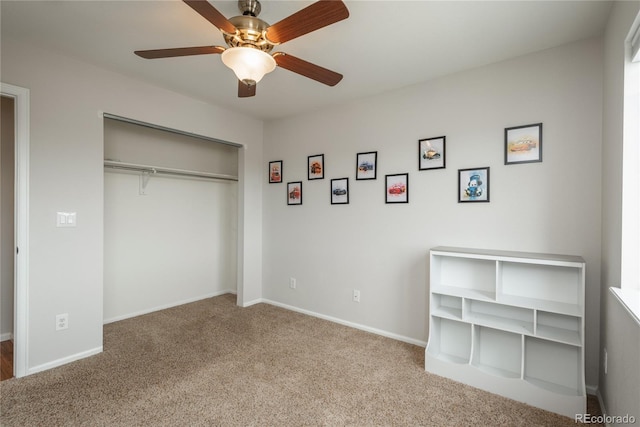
[
  {"x1": 289, "y1": 278, "x2": 297, "y2": 289},
  {"x1": 56, "y1": 313, "x2": 69, "y2": 331},
  {"x1": 604, "y1": 348, "x2": 608, "y2": 375},
  {"x1": 353, "y1": 290, "x2": 360, "y2": 303}
]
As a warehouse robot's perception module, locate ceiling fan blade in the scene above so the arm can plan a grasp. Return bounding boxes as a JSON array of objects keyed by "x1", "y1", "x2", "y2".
[
  {"x1": 274, "y1": 53, "x2": 343, "y2": 86},
  {"x1": 238, "y1": 80, "x2": 257, "y2": 98},
  {"x1": 182, "y1": 0, "x2": 237, "y2": 34},
  {"x1": 265, "y1": 0, "x2": 349, "y2": 45},
  {"x1": 135, "y1": 46, "x2": 225, "y2": 59}
]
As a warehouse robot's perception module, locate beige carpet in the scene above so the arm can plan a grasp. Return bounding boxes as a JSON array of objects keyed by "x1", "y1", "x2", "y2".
[{"x1": 0, "y1": 294, "x2": 600, "y2": 426}]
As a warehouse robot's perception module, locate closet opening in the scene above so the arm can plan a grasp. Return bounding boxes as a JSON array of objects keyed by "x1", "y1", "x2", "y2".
[{"x1": 103, "y1": 114, "x2": 240, "y2": 324}]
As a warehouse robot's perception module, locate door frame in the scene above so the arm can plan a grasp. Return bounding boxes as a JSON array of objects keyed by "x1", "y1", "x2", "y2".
[{"x1": 1, "y1": 82, "x2": 30, "y2": 378}]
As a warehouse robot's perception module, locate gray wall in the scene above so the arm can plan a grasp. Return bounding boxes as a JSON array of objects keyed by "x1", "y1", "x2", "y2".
[{"x1": 263, "y1": 37, "x2": 604, "y2": 388}]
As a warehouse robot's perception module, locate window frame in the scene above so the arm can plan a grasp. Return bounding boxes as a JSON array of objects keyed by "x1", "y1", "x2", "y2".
[{"x1": 617, "y1": 13, "x2": 640, "y2": 321}]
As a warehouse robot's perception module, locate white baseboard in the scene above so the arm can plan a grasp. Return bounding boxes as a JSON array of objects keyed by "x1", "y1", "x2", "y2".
[
  {"x1": 260, "y1": 298, "x2": 427, "y2": 347},
  {"x1": 241, "y1": 297, "x2": 263, "y2": 308},
  {"x1": 0, "y1": 332, "x2": 13, "y2": 342},
  {"x1": 28, "y1": 346, "x2": 103, "y2": 376},
  {"x1": 103, "y1": 289, "x2": 235, "y2": 324},
  {"x1": 595, "y1": 389, "x2": 612, "y2": 427},
  {"x1": 586, "y1": 384, "x2": 598, "y2": 396}
]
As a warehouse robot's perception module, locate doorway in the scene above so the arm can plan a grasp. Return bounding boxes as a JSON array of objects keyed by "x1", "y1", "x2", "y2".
[
  {"x1": 0, "y1": 82, "x2": 29, "y2": 379},
  {"x1": 0, "y1": 95, "x2": 15, "y2": 380}
]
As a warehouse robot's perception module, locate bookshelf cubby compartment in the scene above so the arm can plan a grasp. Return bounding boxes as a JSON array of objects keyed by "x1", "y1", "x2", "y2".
[
  {"x1": 524, "y1": 337, "x2": 583, "y2": 396},
  {"x1": 431, "y1": 293, "x2": 463, "y2": 320},
  {"x1": 465, "y1": 300, "x2": 534, "y2": 335},
  {"x1": 431, "y1": 253, "x2": 496, "y2": 300},
  {"x1": 471, "y1": 326, "x2": 522, "y2": 378},
  {"x1": 426, "y1": 317, "x2": 471, "y2": 364},
  {"x1": 536, "y1": 311, "x2": 581, "y2": 346},
  {"x1": 498, "y1": 261, "x2": 584, "y2": 315},
  {"x1": 425, "y1": 246, "x2": 586, "y2": 418}
]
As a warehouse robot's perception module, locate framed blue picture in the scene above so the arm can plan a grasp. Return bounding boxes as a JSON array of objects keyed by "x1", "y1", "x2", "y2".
[{"x1": 458, "y1": 167, "x2": 490, "y2": 203}]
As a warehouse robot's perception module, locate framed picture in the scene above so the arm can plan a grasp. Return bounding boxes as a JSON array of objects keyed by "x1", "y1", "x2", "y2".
[
  {"x1": 418, "y1": 136, "x2": 446, "y2": 170},
  {"x1": 268, "y1": 160, "x2": 283, "y2": 183},
  {"x1": 330, "y1": 178, "x2": 349, "y2": 205},
  {"x1": 287, "y1": 181, "x2": 302, "y2": 205},
  {"x1": 385, "y1": 173, "x2": 409, "y2": 204},
  {"x1": 356, "y1": 151, "x2": 377, "y2": 180},
  {"x1": 458, "y1": 167, "x2": 490, "y2": 203},
  {"x1": 308, "y1": 154, "x2": 324, "y2": 180},
  {"x1": 505, "y1": 123, "x2": 542, "y2": 165}
]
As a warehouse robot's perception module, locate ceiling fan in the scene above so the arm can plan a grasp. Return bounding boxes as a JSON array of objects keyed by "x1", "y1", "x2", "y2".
[{"x1": 135, "y1": 0, "x2": 349, "y2": 98}]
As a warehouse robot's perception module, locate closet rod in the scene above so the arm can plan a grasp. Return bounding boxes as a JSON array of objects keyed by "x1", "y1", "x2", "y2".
[{"x1": 104, "y1": 160, "x2": 238, "y2": 182}]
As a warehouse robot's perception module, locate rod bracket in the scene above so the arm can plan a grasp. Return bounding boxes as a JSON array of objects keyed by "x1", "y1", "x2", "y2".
[{"x1": 139, "y1": 170, "x2": 155, "y2": 195}]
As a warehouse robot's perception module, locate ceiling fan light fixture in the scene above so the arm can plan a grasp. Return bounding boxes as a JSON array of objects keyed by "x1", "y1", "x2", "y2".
[
  {"x1": 136, "y1": 0, "x2": 350, "y2": 98},
  {"x1": 221, "y1": 47, "x2": 276, "y2": 85}
]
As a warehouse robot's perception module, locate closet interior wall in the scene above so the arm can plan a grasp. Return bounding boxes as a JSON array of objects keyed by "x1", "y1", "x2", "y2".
[{"x1": 103, "y1": 118, "x2": 239, "y2": 323}]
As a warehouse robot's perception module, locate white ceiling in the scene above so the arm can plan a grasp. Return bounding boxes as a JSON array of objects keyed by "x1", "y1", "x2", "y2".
[{"x1": 1, "y1": 0, "x2": 613, "y2": 121}]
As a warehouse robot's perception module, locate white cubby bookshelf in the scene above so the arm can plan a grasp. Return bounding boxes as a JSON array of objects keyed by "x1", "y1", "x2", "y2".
[{"x1": 425, "y1": 246, "x2": 586, "y2": 418}]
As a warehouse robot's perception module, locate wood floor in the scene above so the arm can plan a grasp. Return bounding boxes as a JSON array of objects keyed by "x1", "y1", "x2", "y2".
[{"x1": 1, "y1": 340, "x2": 14, "y2": 381}]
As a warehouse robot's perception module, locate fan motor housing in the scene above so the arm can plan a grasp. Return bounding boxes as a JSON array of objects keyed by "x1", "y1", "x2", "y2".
[{"x1": 224, "y1": 15, "x2": 273, "y2": 52}]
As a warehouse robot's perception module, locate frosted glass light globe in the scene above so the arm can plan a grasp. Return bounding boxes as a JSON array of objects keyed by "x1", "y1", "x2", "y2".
[{"x1": 221, "y1": 47, "x2": 276, "y2": 85}]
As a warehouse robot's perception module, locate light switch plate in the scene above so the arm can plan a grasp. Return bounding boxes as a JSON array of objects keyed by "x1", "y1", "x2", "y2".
[{"x1": 57, "y1": 212, "x2": 77, "y2": 227}]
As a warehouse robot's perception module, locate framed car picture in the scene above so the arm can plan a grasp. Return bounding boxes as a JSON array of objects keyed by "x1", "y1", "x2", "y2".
[
  {"x1": 287, "y1": 181, "x2": 302, "y2": 205},
  {"x1": 458, "y1": 167, "x2": 490, "y2": 203},
  {"x1": 385, "y1": 173, "x2": 409, "y2": 204},
  {"x1": 268, "y1": 160, "x2": 283, "y2": 183},
  {"x1": 418, "y1": 136, "x2": 445, "y2": 170},
  {"x1": 505, "y1": 123, "x2": 542, "y2": 165},
  {"x1": 330, "y1": 178, "x2": 349, "y2": 205},
  {"x1": 308, "y1": 154, "x2": 324, "y2": 180},
  {"x1": 356, "y1": 151, "x2": 377, "y2": 180}
]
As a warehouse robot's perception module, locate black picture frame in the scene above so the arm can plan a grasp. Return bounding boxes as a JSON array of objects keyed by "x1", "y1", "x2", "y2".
[
  {"x1": 268, "y1": 160, "x2": 283, "y2": 183},
  {"x1": 308, "y1": 154, "x2": 324, "y2": 180},
  {"x1": 287, "y1": 181, "x2": 302, "y2": 205},
  {"x1": 356, "y1": 151, "x2": 377, "y2": 180},
  {"x1": 505, "y1": 123, "x2": 542, "y2": 165},
  {"x1": 418, "y1": 136, "x2": 446, "y2": 170},
  {"x1": 458, "y1": 167, "x2": 490, "y2": 203},
  {"x1": 385, "y1": 173, "x2": 409, "y2": 204},
  {"x1": 330, "y1": 178, "x2": 349, "y2": 205}
]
